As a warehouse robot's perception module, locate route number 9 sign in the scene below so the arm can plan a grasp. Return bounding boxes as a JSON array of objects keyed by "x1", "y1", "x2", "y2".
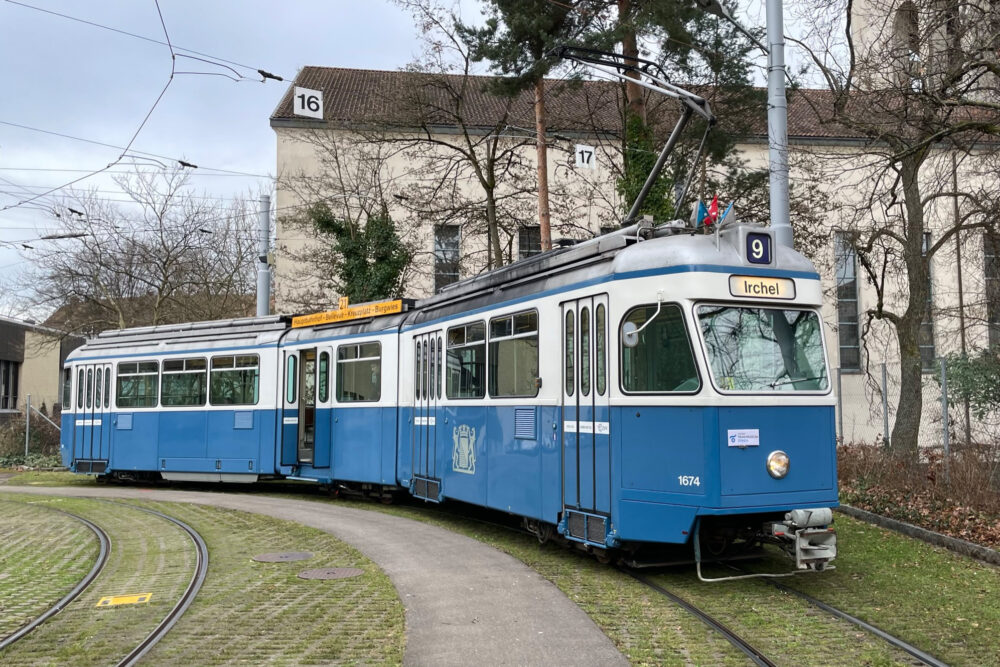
[
  {"x1": 746, "y1": 232, "x2": 772, "y2": 264},
  {"x1": 293, "y1": 87, "x2": 324, "y2": 119}
]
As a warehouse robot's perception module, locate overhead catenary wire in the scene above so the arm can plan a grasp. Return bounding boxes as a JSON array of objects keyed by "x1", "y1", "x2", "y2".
[
  {"x1": 0, "y1": 0, "x2": 180, "y2": 214},
  {"x1": 4, "y1": 0, "x2": 286, "y2": 82}
]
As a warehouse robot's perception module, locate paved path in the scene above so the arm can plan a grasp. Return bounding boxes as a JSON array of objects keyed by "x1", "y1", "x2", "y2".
[{"x1": 0, "y1": 485, "x2": 629, "y2": 667}]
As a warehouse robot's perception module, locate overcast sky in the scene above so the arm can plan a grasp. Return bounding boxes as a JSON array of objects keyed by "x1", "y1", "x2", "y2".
[
  {"x1": 0, "y1": 0, "x2": 788, "y2": 320},
  {"x1": 0, "y1": 0, "x2": 448, "y2": 316}
]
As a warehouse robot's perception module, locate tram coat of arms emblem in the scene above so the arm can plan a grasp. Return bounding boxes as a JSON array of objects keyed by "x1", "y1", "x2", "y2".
[{"x1": 452, "y1": 424, "x2": 476, "y2": 475}]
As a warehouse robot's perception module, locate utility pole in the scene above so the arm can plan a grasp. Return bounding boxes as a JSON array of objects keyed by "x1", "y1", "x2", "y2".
[
  {"x1": 695, "y1": 0, "x2": 792, "y2": 248},
  {"x1": 256, "y1": 194, "x2": 271, "y2": 317},
  {"x1": 765, "y1": 0, "x2": 792, "y2": 249}
]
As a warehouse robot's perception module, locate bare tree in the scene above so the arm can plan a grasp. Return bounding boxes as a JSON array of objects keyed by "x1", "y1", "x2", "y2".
[
  {"x1": 27, "y1": 167, "x2": 260, "y2": 335},
  {"x1": 792, "y1": 0, "x2": 1000, "y2": 456}
]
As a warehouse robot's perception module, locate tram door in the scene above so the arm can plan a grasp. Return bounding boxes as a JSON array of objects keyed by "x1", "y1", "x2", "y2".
[
  {"x1": 72, "y1": 363, "x2": 112, "y2": 466},
  {"x1": 280, "y1": 348, "x2": 318, "y2": 467},
  {"x1": 561, "y1": 296, "x2": 612, "y2": 522},
  {"x1": 411, "y1": 331, "x2": 442, "y2": 500}
]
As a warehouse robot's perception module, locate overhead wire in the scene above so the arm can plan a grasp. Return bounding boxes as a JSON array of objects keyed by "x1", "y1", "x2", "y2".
[
  {"x1": 3, "y1": 0, "x2": 287, "y2": 82},
  {"x1": 0, "y1": 121, "x2": 272, "y2": 178},
  {"x1": 0, "y1": 0, "x2": 180, "y2": 214}
]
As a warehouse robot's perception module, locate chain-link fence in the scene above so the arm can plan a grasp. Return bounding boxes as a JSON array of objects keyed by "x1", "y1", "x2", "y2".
[{"x1": 835, "y1": 361, "x2": 983, "y2": 453}]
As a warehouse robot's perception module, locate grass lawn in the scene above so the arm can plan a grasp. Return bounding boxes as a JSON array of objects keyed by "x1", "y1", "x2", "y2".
[{"x1": 0, "y1": 493, "x2": 404, "y2": 666}]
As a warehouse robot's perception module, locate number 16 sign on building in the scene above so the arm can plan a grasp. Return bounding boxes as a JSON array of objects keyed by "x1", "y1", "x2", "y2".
[{"x1": 293, "y1": 87, "x2": 324, "y2": 119}]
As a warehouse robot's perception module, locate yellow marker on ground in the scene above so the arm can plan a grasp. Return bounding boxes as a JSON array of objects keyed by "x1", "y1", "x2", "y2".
[{"x1": 96, "y1": 593, "x2": 153, "y2": 607}]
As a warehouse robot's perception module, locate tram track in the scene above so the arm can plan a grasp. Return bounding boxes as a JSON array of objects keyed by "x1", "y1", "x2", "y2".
[
  {"x1": 736, "y1": 570, "x2": 949, "y2": 667},
  {"x1": 623, "y1": 568, "x2": 778, "y2": 667},
  {"x1": 0, "y1": 507, "x2": 111, "y2": 651},
  {"x1": 376, "y1": 497, "x2": 953, "y2": 666},
  {"x1": 109, "y1": 503, "x2": 209, "y2": 667}
]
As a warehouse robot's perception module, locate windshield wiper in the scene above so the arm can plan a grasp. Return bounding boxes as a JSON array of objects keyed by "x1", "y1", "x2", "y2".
[{"x1": 768, "y1": 376, "x2": 826, "y2": 388}]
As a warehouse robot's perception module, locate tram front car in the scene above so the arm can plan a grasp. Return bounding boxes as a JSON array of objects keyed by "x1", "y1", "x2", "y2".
[{"x1": 606, "y1": 224, "x2": 837, "y2": 572}]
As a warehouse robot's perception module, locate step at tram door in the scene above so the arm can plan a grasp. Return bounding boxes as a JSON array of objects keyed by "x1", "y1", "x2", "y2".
[
  {"x1": 560, "y1": 295, "x2": 612, "y2": 546},
  {"x1": 72, "y1": 363, "x2": 112, "y2": 473},
  {"x1": 411, "y1": 331, "x2": 442, "y2": 501}
]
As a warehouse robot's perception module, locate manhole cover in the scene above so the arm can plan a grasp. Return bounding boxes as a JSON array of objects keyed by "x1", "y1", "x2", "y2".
[
  {"x1": 298, "y1": 568, "x2": 364, "y2": 580},
  {"x1": 253, "y1": 551, "x2": 313, "y2": 563}
]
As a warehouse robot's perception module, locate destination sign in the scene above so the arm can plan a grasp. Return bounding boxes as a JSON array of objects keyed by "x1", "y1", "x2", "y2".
[
  {"x1": 291, "y1": 300, "x2": 404, "y2": 328},
  {"x1": 728, "y1": 276, "x2": 795, "y2": 300}
]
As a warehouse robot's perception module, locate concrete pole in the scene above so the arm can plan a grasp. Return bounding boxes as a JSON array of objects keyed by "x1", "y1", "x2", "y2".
[
  {"x1": 24, "y1": 394, "x2": 30, "y2": 458},
  {"x1": 256, "y1": 194, "x2": 271, "y2": 317},
  {"x1": 766, "y1": 0, "x2": 793, "y2": 249}
]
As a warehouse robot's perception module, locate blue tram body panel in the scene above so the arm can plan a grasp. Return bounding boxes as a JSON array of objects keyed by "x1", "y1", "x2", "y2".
[{"x1": 61, "y1": 224, "x2": 839, "y2": 569}]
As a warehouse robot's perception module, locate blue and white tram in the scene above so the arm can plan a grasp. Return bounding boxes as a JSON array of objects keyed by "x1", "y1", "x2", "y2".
[{"x1": 60, "y1": 221, "x2": 838, "y2": 570}]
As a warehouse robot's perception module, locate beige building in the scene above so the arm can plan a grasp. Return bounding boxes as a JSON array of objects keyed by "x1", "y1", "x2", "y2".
[
  {"x1": 270, "y1": 23, "x2": 999, "y2": 447},
  {"x1": 0, "y1": 316, "x2": 81, "y2": 415}
]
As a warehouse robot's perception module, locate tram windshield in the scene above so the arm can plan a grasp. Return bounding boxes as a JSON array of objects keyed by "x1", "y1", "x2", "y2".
[{"x1": 696, "y1": 305, "x2": 828, "y2": 392}]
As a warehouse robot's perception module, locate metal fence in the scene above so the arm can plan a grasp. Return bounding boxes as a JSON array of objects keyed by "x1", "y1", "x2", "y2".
[{"x1": 835, "y1": 361, "x2": 981, "y2": 453}]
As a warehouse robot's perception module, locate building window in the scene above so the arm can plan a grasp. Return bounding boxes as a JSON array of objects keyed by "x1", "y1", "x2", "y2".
[
  {"x1": 920, "y1": 232, "x2": 936, "y2": 371},
  {"x1": 834, "y1": 232, "x2": 861, "y2": 371},
  {"x1": 434, "y1": 225, "x2": 460, "y2": 292},
  {"x1": 0, "y1": 359, "x2": 19, "y2": 410},
  {"x1": 985, "y1": 232, "x2": 1000, "y2": 348},
  {"x1": 518, "y1": 226, "x2": 542, "y2": 260}
]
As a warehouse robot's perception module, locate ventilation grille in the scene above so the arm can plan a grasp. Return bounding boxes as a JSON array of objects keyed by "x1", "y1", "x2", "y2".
[
  {"x1": 514, "y1": 408, "x2": 536, "y2": 440},
  {"x1": 413, "y1": 476, "x2": 441, "y2": 502},
  {"x1": 565, "y1": 510, "x2": 607, "y2": 546},
  {"x1": 75, "y1": 459, "x2": 107, "y2": 474}
]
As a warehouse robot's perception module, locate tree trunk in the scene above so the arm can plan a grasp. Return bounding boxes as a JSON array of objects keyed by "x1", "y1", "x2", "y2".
[
  {"x1": 889, "y1": 157, "x2": 929, "y2": 459},
  {"x1": 534, "y1": 78, "x2": 552, "y2": 252},
  {"x1": 486, "y1": 192, "x2": 502, "y2": 270},
  {"x1": 618, "y1": 0, "x2": 646, "y2": 124}
]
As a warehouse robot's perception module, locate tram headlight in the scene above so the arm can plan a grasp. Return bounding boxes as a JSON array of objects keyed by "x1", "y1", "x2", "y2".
[{"x1": 766, "y1": 450, "x2": 790, "y2": 479}]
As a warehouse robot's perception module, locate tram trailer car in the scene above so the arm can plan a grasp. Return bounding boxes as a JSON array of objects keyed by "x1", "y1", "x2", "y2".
[{"x1": 61, "y1": 222, "x2": 838, "y2": 569}]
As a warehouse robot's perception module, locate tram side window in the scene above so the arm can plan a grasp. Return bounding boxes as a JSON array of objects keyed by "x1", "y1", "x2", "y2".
[
  {"x1": 488, "y1": 310, "x2": 538, "y2": 398},
  {"x1": 337, "y1": 342, "x2": 381, "y2": 402},
  {"x1": 62, "y1": 369, "x2": 72, "y2": 409},
  {"x1": 116, "y1": 361, "x2": 159, "y2": 408},
  {"x1": 447, "y1": 322, "x2": 485, "y2": 399},
  {"x1": 210, "y1": 355, "x2": 259, "y2": 405},
  {"x1": 77, "y1": 369, "x2": 84, "y2": 409},
  {"x1": 161, "y1": 358, "x2": 207, "y2": 407},
  {"x1": 318, "y1": 352, "x2": 330, "y2": 403},
  {"x1": 621, "y1": 304, "x2": 700, "y2": 393}
]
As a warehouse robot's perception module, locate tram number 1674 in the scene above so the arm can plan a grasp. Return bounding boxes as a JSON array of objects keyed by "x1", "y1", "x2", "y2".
[{"x1": 678, "y1": 475, "x2": 701, "y2": 487}]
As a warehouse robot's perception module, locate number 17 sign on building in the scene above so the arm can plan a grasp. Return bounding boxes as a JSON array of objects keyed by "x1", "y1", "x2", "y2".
[{"x1": 293, "y1": 87, "x2": 324, "y2": 119}]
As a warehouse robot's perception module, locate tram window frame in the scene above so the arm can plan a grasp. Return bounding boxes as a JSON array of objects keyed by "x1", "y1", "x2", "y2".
[
  {"x1": 564, "y1": 311, "x2": 575, "y2": 397},
  {"x1": 95, "y1": 368, "x2": 102, "y2": 408},
  {"x1": 161, "y1": 357, "x2": 208, "y2": 407},
  {"x1": 415, "y1": 340, "x2": 421, "y2": 401},
  {"x1": 77, "y1": 369, "x2": 84, "y2": 409},
  {"x1": 285, "y1": 355, "x2": 297, "y2": 404},
  {"x1": 104, "y1": 370, "x2": 111, "y2": 409},
  {"x1": 116, "y1": 361, "x2": 160, "y2": 408},
  {"x1": 86, "y1": 368, "x2": 93, "y2": 409},
  {"x1": 209, "y1": 355, "x2": 260, "y2": 406},
  {"x1": 337, "y1": 341, "x2": 382, "y2": 403},
  {"x1": 318, "y1": 351, "x2": 330, "y2": 403},
  {"x1": 62, "y1": 368, "x2": 72, "y2": 409},
  {"x1": 596, "y1": 303, "x2": 607, "y2": 396},
  {"x1": 488, "y1": 309, "x2": 539, "y2": 398},
  {"x1": 446, "y1": 321, "x2": 486, "y2": 400},
  {"x1": 619, "y1": 303, "x2": 701, "y2": 395}
]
